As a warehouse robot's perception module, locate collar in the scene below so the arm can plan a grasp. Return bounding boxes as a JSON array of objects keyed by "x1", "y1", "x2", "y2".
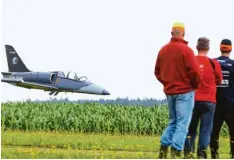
[
  {"x1": 170, "y1": 37, "x2": 188, "y2": 45},
  {"x1": 219, "y1": 56, "x2": 230, "y2": 59}
]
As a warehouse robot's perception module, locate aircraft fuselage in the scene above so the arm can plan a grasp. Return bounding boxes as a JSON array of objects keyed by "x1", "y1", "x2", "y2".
[{"x1": 2, "y1": 71, "x2": 110, "y2": 95}]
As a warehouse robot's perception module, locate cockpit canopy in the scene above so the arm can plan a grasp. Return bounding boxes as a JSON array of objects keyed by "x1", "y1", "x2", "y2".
[
  {"x1": 67, "y1": 71, "x2": 88, "y2": 81},
  {"x1": 52, "y1": 71, "x2": 88, "y2": 82},
  {"x1": 57, "y1": 71, "x2": 65, "y2": 78}
]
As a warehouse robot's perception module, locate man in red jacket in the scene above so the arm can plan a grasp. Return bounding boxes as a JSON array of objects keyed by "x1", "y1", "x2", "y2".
[
  {"x1": 155, "y1": 22, "x2": 200, "y2": 159},
  {"x1": 184, "y1": 37, "x2": 223, "y2": 159}
]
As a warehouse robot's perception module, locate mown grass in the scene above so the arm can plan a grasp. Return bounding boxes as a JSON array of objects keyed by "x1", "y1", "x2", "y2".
[
  {"x1": 2, "y1": 146, "x2": 160, "y2": 159},
  {"x1": 1, "y1": 131, "x2": 232, "y2": 159},
  {"x1": 2, "y1": 130, "x2": 161, "y2": 152}
]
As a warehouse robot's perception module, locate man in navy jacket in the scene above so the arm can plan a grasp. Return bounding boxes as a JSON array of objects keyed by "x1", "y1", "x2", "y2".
[{"x1": 210, "y1": 39, "x2": 234, "y2": 159}]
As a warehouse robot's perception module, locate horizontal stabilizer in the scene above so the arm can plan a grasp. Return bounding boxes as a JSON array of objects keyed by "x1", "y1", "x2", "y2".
[
  {"x1": 1, "y1": 78, "x2": 24, "y2": 83},
  {"x1": 1, "y1": 72, "x2": 14, "y2": 79},
  {"x1": 1, "y1": 72, "x2": 12, "y2": 75}
]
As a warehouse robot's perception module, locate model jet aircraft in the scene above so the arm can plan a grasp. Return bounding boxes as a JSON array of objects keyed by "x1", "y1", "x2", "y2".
[{"x1": 1, "y1": 45, "x2": 110, "y2": 96}]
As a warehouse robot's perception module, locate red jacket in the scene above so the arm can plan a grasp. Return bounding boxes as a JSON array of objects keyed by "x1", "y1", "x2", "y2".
[
  {"x1": 155, "y1": 37, "x2": 200, "y2": 95},
  {"x1": 195, "y1": 56, "x2": 223, "y2": 103}
]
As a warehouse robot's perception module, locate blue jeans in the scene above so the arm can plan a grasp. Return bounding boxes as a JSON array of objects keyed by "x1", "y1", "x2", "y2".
[
  {"x1": 184, "y1": 101, "x2": 216, "y2": 156},
  {"x1": 160, "y1": 91, "x2": 195, "y2": 151}
]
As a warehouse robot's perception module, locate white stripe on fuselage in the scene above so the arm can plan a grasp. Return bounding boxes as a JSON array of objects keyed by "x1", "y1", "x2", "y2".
[{"x1": 77, "y1": 84, "x2": 103, "y2": 94}]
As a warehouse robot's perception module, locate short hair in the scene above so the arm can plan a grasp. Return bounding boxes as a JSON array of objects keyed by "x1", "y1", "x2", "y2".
[
  {"x1": 196, "y1": 37, "x2": 210, "y2": 51},
  {"x1": 171, "y1": 30, "x2": 185, "y2": 37},
  {"x1": 221, "y1": 50, "x2": 231, "y2": 54}
]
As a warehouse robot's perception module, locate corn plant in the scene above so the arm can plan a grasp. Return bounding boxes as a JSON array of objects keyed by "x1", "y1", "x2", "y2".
[{"x1": 1, "y1": 102, "x2": 228, "y2": 136}]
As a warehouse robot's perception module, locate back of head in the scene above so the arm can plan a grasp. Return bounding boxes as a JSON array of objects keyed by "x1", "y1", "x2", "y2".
[
  {"x1": 171, "y1": 22, "x2": 185, "y2": 38},
  {"x1": 196, "y1": 37, "x2": 210, "y2": 52},
  {"x1": 220, "y1": 39, "x2": 232, "y2": 55}
]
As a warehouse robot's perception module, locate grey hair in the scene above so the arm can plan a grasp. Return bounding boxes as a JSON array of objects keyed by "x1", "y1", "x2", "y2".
[{"x1": 197, "y1": 37, "x2": 210, "y2": 51}]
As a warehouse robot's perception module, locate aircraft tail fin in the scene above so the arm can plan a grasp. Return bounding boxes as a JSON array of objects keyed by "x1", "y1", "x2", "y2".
[{"x1": 5, "y1": 45, "x2": 31, "y2": 72}]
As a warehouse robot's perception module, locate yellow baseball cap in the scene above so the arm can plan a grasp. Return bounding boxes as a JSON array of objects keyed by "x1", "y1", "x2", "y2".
[{"x1": 172, "y1": 22, "x2": 185, "y2": 32}]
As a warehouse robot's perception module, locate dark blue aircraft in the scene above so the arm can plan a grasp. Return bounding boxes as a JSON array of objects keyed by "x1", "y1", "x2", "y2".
[{"x1": 1, "y1": 45, "x2": 110, "y2": 96}]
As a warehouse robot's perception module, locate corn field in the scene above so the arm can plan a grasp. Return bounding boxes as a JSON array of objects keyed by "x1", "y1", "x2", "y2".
[{"x1": 1, "y1": 102, "x2": 229, "y2": 136}]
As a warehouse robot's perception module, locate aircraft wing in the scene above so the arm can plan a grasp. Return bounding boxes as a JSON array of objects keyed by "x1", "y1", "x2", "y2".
[
  {"x1": 16, "y1": 81, "x2": 58, "y2": 90},
  {"x1": 1, "y1": 78, "x2": 57, "y2": 90}
]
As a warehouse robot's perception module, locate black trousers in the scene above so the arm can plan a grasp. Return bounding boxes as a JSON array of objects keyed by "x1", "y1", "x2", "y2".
[
  {"x1": 184, "y1": 101, "x2": 216, "y2": 158},
  {"x1": 210, "y1": 96, "x2": 234, "y2": 158}
]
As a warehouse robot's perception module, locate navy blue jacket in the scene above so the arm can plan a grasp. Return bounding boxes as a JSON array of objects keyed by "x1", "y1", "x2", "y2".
[{"x1": 215, "y1": 56, "x2": 234, "y2": 105}]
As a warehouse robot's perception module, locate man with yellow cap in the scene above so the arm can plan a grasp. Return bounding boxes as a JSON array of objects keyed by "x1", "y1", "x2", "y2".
[
  {"x1": 210, "y1": 39, "x2": 234, "y2": 159},
  {"x1": 154, "y1": 22, "x2": 200, "y2": 159}
]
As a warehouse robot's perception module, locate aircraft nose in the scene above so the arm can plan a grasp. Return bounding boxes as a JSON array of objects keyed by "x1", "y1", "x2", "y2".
[
  {"x1": 77, "y1": 83, "x2": 110, "y2": 95},
  {"x1": 102, "y1": 89, "x2": 110, "y2": 95}
]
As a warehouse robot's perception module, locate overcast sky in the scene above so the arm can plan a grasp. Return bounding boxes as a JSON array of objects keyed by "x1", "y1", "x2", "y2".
[{"x1": 1, "y1": 0, "x2": 234, "y2": 102}]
